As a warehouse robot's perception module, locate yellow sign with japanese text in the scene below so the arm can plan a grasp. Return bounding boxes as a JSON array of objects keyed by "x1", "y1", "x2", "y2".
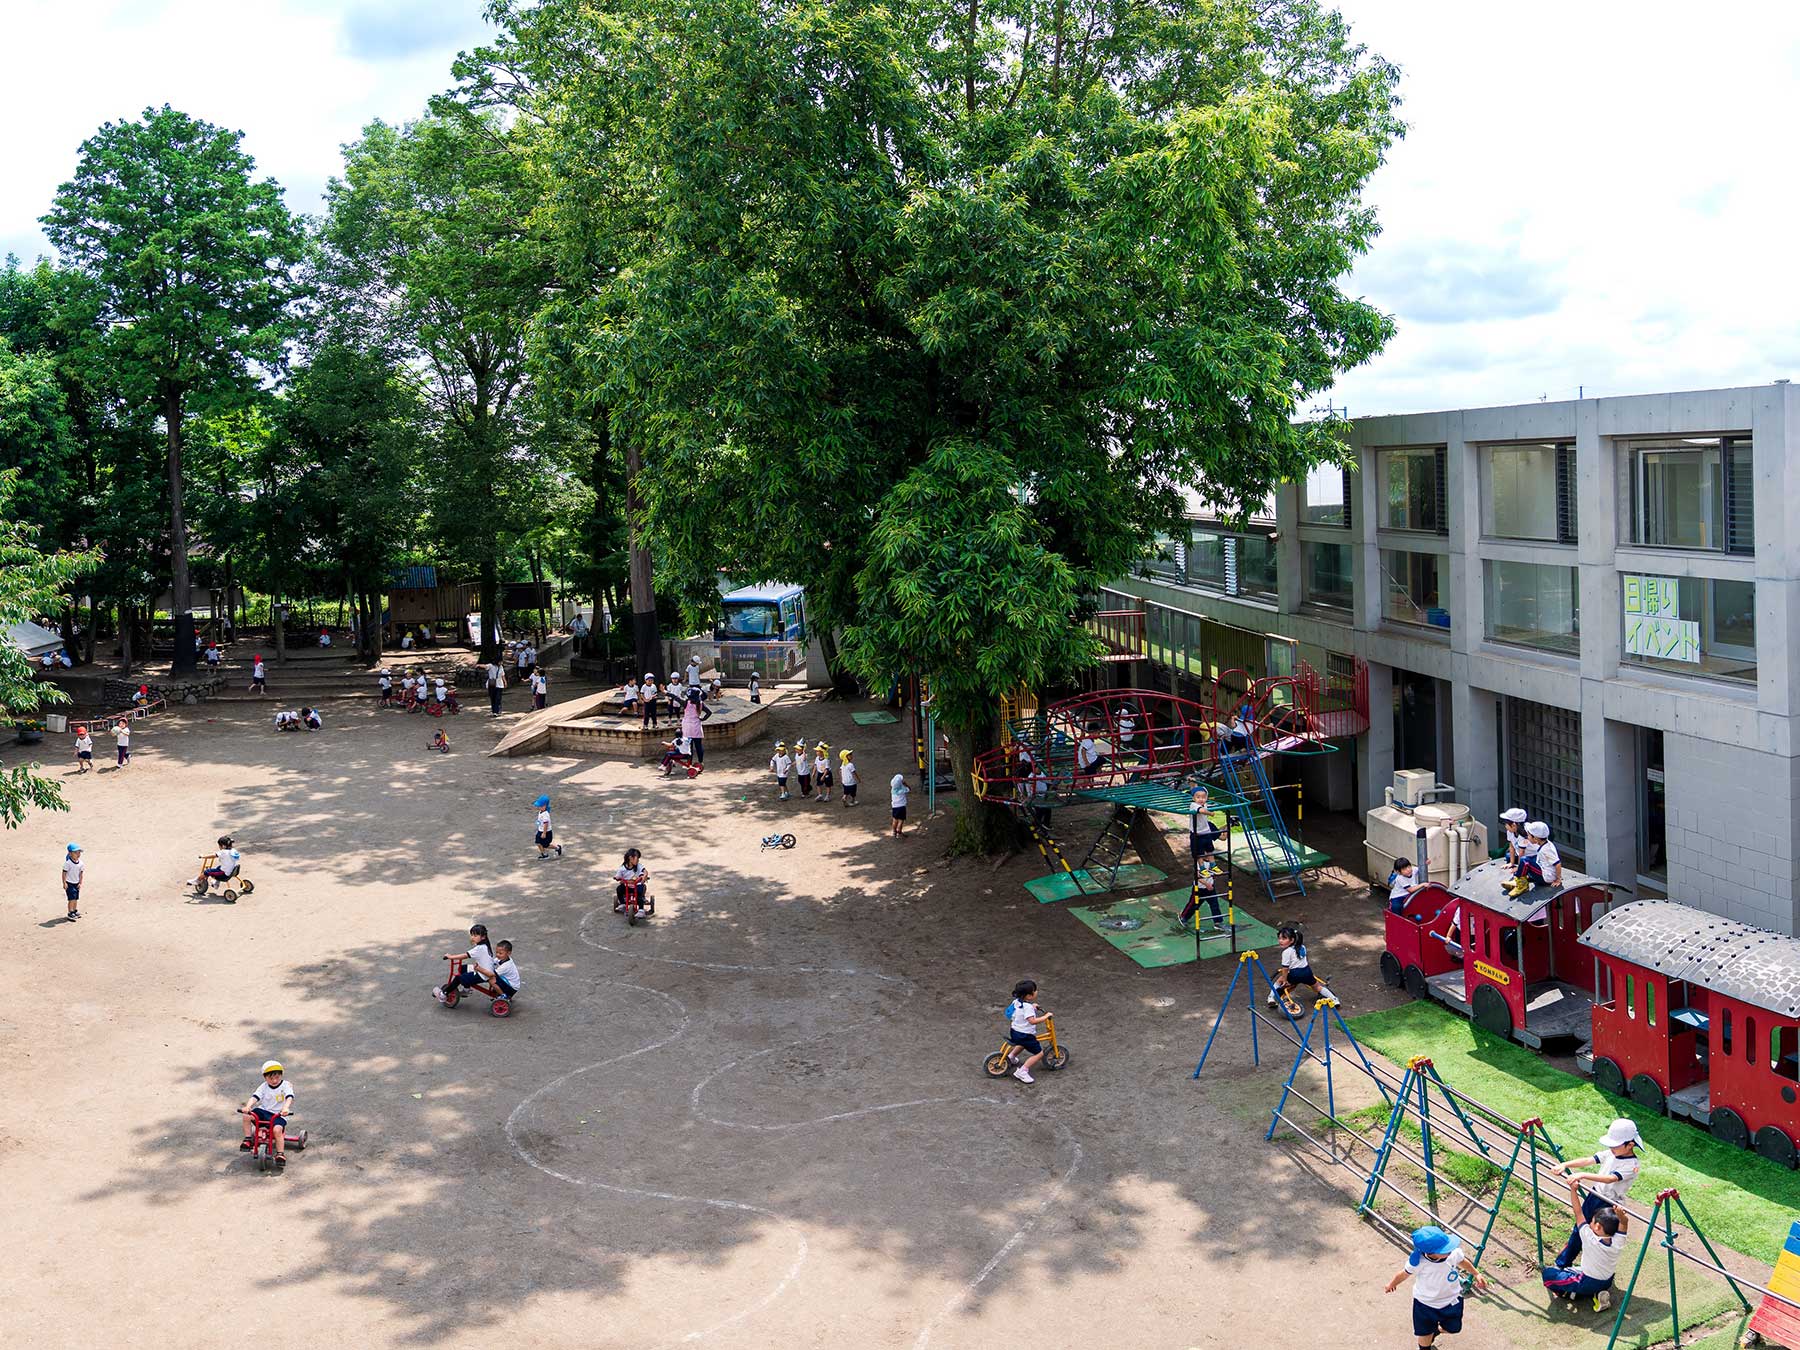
[{"x1": 1474, "y1": 960, "x2": 1512, "y2": 986}]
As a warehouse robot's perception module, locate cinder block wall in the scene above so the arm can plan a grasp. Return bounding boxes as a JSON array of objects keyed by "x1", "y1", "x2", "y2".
[{"x1": 1664, "y1": 732, "x2": 1799, "y2": 932}]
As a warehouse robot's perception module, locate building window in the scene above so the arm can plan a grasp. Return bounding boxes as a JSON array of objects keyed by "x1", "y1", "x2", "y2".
[
  {"x1": 1381, "y1": 549, "x2": 1449, "y2": 628},
  {"x1": 1303, "y1": 463, "x2": 1353, "y2": 527},
  {"x1": 1485, "y1": 442, "x2": 1577, "y2": 542},
  {"x1": 1186, "y1": 532, "x2": 1277, "y2": 599},
  {"x1": 1620, "y1": 574, "x2": 1756, "y2": 682},
  {"x1": 1303, "y1": 541, "x2": 1353, "y2": 611},
  {"x1": 1628, "y1": 436, "x2": 1753, "y2": 552},
  {"x1": 1484, "y1": 561, "x2": 1579, "y2": 655},
  {"x1": 1380, "y1": 446, "x2": 1448, "y2": 534},
  {"x1": 1503, "y1": 696, "x2": 1585, "y2": 852}
]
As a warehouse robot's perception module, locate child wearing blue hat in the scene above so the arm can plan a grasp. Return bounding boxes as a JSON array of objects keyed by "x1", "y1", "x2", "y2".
[
  {"x1": 533, "y1": 795, "x2": 563, "y2": 859},
  {"x1": 62, "y1": 843, "x2": 84, "y2": 922},
  {"x1": 1384, "y1": 1225, "x2": 1486, "y2": 1347}
]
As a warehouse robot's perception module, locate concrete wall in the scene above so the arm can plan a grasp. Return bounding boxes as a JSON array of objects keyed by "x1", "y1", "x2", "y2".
[{"x1": 1664, "y1": 733, "x2": 1799, "y2": 928}]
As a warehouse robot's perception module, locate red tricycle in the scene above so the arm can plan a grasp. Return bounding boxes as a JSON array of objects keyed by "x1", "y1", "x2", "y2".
[
  {"x1": 617, "y1": 878, "x2": 654, "y2": 926},
  {"x1": 238, "y1": 1109, "x2": 306, "y2": 1172},
  {"x1": 440, "y1": 953, "x2": 514, "y2": 1016}
]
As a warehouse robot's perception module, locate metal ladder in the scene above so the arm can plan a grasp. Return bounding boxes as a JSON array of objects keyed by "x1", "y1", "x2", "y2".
[
  {"x1": 1215, "y1": 747, "x2": 1307, "y2": 899},
  {"x1": 1079, "y1": 803, "x2": 1140, "y2": 892}
]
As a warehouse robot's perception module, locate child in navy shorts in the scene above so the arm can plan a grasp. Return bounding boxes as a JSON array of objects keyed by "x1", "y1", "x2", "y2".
[{"x1": 1385, "y1": 1226, "x2": 1485, "y2": 1347}]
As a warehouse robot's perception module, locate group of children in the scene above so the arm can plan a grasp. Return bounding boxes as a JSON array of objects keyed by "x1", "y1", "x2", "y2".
[
  {"x1": 70, "y1": 720, "x2": 133, "y2": 772},
  {"x1": 1386, "y1": 1118, "x2": 1640, "y2": 1345},
  {"x1": 272, "y1": 707, "x2": 323, "y2": 731},
  {"x1": 766, "y1": 740, "x2": 885, "y2": 820},
  {"x1": 625, "y1": 664, "x2": 730, "y2": 728},
  {"x1": 431, "y1": 922, "x2": 525, "y2": 1007},
  {"x1": 378, "y1": 670, "x2": 461, "y2": 715},
  {"x1": 1384, "y1": 804, "x2": 1565, "y2": 914}
]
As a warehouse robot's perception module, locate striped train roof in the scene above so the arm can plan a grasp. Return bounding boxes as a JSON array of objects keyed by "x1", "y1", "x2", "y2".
[{"x1": 1578, "y1": 899, "x2": 1800, "y2": 1019}]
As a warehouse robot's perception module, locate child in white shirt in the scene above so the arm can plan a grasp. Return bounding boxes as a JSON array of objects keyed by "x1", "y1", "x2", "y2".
[
  {"x1": 890, "y1": 774, "x2": 910, "y2": 837},
  {"x1": 838, "y1": 749, "x2": 859, "y2": 805},
  {"x1": 613, "y1": 848, "x2": 651, "y2": 914},
  {"x1": 812, "y1": 743, "x2": 832, "y2": 802},
  {"x1": 62, "y1": 843, "x2": 84, "y2": 921},
  {"x1": 1384, "y1": 1226, "x2": 1485, "y2": 1343},
  {"x1": 770, "y1": 743, "x2": 793, "y2": 800},
  {"x1": 794, "y1": 738, "x2": 812, "y2": 798},
  {"x1": 533, "y1": 794, "x2": 563, "y2": 859},
  {"x1": 73, "y1": 724, "x2": 93, "y2": 773},
  {"x1": 378, "y1": 672, "x2": 394, "y2": 705},
  {"x1": 748, "y1": 671, "x2": 761, "y2": 704},
  {"x1": 434, "y1": 925, "x2": 498, "y2": 1003},
  {"x1": 1006, "y1": 979, "x2": 1051, "y2": 1083},
  {"x1": 239, "y1": 1060, "x2": 300, "y2": 1167},
  {"x1": 491, "y1": 940, "x2": 523, "y2": 1001},
  {"x1": 113, "y1": 719, "x2": 131, "y2": 765}
]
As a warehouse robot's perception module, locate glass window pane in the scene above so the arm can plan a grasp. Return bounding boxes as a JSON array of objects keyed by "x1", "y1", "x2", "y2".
[
  {"x1": 1304, "y1": 542, "x2": 1352, "y2": 609},
  {"x1": 1621, "y1": 573, "x2": 1756, "y2": 681},
  {"x1": 1634, "y1": 442, "x2": 1724, "y2": 549},
  {"x1": 1484, "y1": 562, "x2": 1579, "y2": 654},
  {"x1": 1488, "y1": 445, "x2": 1559, "y2": 540},
  {"x1": 1303, "y1": 463, "x2": 1349, "y2": 526},
  {"x1": 1382, "y1": 550, "x2": 1448, "y2": 628}
]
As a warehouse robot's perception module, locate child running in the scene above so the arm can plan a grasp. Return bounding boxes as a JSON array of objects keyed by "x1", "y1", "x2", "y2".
[
  {"x1": 839, "y1": 748, "x2": 858, "y2": 805},
  {"x1": 890, "y1": 773, "x2": 909, "y2": 837},
  {"x1": 533, "y1": 794, "x2": 563, "y2": 859},
  {"x1": 813, "y1": 741, "x2": 832, "y2": 802},
  {"x1": 249, "y1": 654, "x2": 266, "y2": 696},
  {"x1": 433, "y1": 924, "x2": 497, "y2": 1003},
  {"x1": 613, "y1": 848, "x2": 651, "y2": 914},
  {"x1": 62, "y1": 842, "x2": 84, "y2": 922},
  {"x1": 1384, "y1": 1225, "x2": 1486, "y2": 1348},
  {"x1": 770, "y1": 741, "x2": 793, "y2": 800},
  {"x1": 73, "y1": 724, "x2": 93, "y2": 773},
  {"x1": 113, "y1": 718, "x2": 131, "y2": 767},
  {"x1": 1005, "y1": 979, "x2": 1051, "y2": 1083}
]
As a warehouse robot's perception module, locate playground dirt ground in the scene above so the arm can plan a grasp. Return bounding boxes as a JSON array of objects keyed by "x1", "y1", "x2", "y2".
[{"x1": 0, "y1": 688, "x2": 1741, "y2": 1348}]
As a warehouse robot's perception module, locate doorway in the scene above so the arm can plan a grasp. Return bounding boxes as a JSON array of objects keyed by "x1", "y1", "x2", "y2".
[
  {"x1": 1394, "y1": 670, "x2": 1443, "y2": 777},
  {"x1": 1638, "y1": 728, "x2": 1666, "y2": 887}
]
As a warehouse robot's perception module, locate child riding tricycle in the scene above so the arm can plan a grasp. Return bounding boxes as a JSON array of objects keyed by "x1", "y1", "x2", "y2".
[{"x1": 193, "y1": 835, "x2": 256, "y2": 903}]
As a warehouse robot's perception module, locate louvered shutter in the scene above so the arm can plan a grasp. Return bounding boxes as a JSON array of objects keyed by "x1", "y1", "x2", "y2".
[
  {"x1": 1434, "y1": 447, "x2": 1448, "y2": 535},
  {"x1": 1725, "y1": 439, "x2": 1754, "y2": 555},
  {"x1": 1556, "y1": 444, "x2": 1579, "y2": 544}
]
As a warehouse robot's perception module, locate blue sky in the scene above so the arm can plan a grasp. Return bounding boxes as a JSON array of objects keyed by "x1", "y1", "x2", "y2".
[{"x1": 5, "y1": 1, "x2": 1799, "y2": 415}]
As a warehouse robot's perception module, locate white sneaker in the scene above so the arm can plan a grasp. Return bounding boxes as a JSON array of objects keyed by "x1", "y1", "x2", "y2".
[
  {"x1": 431, "y1": 987, "x2": 447, "y2": 1004},
  {"x1": 1014, "y1": 1068, "x2": 1034, "y2": 1083}
]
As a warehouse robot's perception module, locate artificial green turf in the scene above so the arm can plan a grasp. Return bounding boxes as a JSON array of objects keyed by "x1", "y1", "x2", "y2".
[
  {"x1": 1065, "y1": 889, "x2": 1279, "y2": 968},
  {"x1": 1344, "y1": 999, "x2": 1800, "y2": 1265},
  {"x1": 1022, "y1": 863, "x2": 1167, "y2": 903}
]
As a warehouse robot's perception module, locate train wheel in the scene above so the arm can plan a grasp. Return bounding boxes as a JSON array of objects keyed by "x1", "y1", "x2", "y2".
[
  {"x1": 1756, "y1": 1125, "x2": 1799, "y2": 1170},
  {"x1": 1628, "y1": 1073, "x2": 1667, "y2": 1116},
  {"x1": 1593, "y1": 1057, "x2": 1626, "y2": 1098},
  {"x1": 1711, "y1": 1107, "x2": 1749, "y2": 1150},
  {"x1": 1379, "y1": 952, "x2": 1404, "y2": 989},
  {"x1": 1403, "y1": 965, "x2": 1429, "y2": 1001},
  {"x1": 1472, "y1": 985, "x2": 1513, "y2": 1038}
]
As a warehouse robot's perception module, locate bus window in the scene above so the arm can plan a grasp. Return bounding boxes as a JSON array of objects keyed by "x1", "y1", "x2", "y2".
[
  {"x1": 1626, "y1": 974, "x2": 1635, "y2": 1020},
  {"x1": 1722, "y1": 1008, "x2": 1733, "y2": 1057},
  {"x1": 1777, "y1": 1026, "x2": 1800, "y2": 1081}
]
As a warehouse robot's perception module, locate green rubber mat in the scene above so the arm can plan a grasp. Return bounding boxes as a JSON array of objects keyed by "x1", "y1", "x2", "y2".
[
  {"x1": 1067, "y1": 888, "x2": 1281, "y2": 968},
  {"x1": 1227, "y1": 829, "x2": 1329, "y2": 873},
  {"x1": 1022, "y1": 863, "x2": 1167, "y2": 903},
  {"x1": 851, "y1": 710, "x2": 899, "y2": 725}
]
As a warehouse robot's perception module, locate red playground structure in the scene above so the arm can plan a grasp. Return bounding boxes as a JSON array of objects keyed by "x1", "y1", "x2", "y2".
[{"x1": 1381, "y1": 857, "x2": 1618, "y2": 1049}]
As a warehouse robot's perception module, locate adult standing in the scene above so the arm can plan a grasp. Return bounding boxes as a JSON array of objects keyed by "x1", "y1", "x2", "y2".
[
  {"x1": 681, "y1": 691, "x2": 710, "y2": 771},
  {"x1": 485, "y1": 656, "x2": 506, "y2": 717}
]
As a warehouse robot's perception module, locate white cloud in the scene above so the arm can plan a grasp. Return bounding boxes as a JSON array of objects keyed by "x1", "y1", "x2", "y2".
[
  {"x1": 0, "y1": 0, "x2": 492, "y2": 261},
  {"x1": 1329, "y1": 0, "x2": 1800, "y2": 415}
]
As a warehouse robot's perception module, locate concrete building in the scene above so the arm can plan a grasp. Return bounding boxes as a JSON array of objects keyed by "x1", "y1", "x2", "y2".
[{"x1": 1103, "y1": 383, "x2": 1800, "y2": 932}]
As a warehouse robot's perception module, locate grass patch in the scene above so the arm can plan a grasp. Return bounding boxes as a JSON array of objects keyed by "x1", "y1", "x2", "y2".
[{"x1": 1344, "y1": 1000, "x2": 1800, "y2": 1264}]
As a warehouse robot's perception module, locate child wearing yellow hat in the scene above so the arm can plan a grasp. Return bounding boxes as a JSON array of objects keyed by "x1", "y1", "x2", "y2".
[{"x1": 838, "y1": 747, "x2": 858, "y2": 806}]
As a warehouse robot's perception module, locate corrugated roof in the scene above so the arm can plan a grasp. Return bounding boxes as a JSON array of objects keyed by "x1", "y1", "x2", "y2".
[
  {"x1": 390, "y1": 565, "x2": 438, "y2": 590},
  {"x1": 1447, "y1": 858, "x2": 1614, "y2": 921},
  {"x1": 1580, "y1": 899, "x2": 1800, "y2": 1019}
]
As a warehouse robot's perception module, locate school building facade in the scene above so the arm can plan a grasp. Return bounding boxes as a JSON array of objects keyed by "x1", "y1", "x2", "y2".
[{"x1": 1102, "y1": 383, "x2": 1800, "y2": 934}]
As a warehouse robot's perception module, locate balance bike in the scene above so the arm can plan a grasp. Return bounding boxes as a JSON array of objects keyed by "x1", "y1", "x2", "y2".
[
  {"x1": 983, "y1": 1013, "x2": 1069, "y2": 1077},
  {"x1": 440, "y1": 954, "x2": 512, "y2": 1016},
  {"x1": 239, "y1": 1110, "x2": 306, "y2": 1172},
  {"x1": 759, "y1": 833, "x2": 797, "y2": 851},
  {"x1": 193, "y1": 854, "x2": 255, "y2": 904}
]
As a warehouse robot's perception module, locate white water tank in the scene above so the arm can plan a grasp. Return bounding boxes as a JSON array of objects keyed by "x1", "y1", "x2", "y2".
[{"x1": 1364, "y1": 776, "x2": 1490, "y2": 887}]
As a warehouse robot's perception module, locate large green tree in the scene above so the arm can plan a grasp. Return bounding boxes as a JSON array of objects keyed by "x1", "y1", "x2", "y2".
[
  {"x1": 487, "y1": 0, "x2": 1401, "y2": 847},
  {"x1": 320, "y1": 114, "x2": 555, "y2": 662},
  {"x1": 42, "y1": 106, "x2": 304, "y2": 674}
]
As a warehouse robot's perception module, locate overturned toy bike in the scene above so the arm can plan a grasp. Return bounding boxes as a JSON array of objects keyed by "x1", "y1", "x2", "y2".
[{"x1": 759, "y1": 833, "x2": 797, "y2": 851}]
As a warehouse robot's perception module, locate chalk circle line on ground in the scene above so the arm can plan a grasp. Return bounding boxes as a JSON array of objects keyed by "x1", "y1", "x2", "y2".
[{"x1": 497, "y1": 907, "x2": 1083, "y2": 1345}]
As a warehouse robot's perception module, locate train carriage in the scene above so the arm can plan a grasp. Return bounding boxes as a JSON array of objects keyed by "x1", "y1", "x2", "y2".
[
  {"x1": 1382, "y1": 858, "x2": 1617, "y2": 1050},
  {"x1": 1580, "y1": 900, "x2": 1800, "y2": 1167}
]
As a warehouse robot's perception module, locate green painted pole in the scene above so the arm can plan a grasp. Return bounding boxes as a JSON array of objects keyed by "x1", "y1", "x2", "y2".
[
  {"x1": 1664, "y1": 1200, "x2": 1680, "y2": 1347},
  {"x1": 1417, "y1": 1061, "x2": 1438, "y2": 1214},
  {"x1": 1605, "y1": 1195, "x2": 1666, "y2": 1350},
  {"x1": 1670, "y1": 1192, "x2": 1752, "y2": 1313}
]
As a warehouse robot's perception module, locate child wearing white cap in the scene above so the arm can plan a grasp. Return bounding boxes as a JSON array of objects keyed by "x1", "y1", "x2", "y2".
[
  {"x1": 1549, "y1": 1118, "x2": 1641, "y2": 1232},
  {"x1": 770, "y1": 742, "x2": 793, "y2": 800},
  {"x1": 1499, "y1": 807, "x2": 1528, "y2": 864},
  {"x1": 1507, "y1": 821, "x2": 1561, "y2": 897},
  {"x1": 890, "y1": 773, "x2": 909, "y2": 837}
]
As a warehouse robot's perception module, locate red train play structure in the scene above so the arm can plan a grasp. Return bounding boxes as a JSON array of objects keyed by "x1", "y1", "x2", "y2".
[{"x1": 1386, "y1": 864, "x2": 1800, "y2": 1166}]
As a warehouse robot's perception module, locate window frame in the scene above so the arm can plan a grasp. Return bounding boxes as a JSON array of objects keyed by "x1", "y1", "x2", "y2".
[
  {"x1": 1378, "y1": 446, "x2": 1448, "y2": 535},
  {"x1": 1626, "y1": 435, "x2": 1754, "y2": 554}
]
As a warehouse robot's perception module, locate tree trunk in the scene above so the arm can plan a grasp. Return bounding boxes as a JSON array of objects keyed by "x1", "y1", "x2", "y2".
[
  {"x1": 946, "y1": 717, "x2": 1016, "y2": 855},
  {"x1": 480, "y1": 554, "x2": 500, "y2": 663},
  {"x1": 223, "y1": 556, "x2": 235, "y2": 639},
  {"x1": 624, "y1": 439, "x2": 663, "y2": 681},
  {"x1": 120, "y1": 602, "x2": 134, "y2": 675},
  {"x1": 530, "y1": 546, "x2": 549, "y2": 641},
  {"x1": 84, "y1": 597, "x2": 97, "y2": 665},
  {"x1": 164, "y1": 386, "x2": 197, "y2": 675},
  {"x1": 815, "y1": 628, "x2": 859, "y2": 696},
  {"x1": 273, "y1": 594, "x2": 287, "y2": 665}
]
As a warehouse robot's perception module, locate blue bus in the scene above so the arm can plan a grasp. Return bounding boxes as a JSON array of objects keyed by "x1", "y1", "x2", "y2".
[{"x1": 716, "y1": 583, "x2": 806, "y2": 643}]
